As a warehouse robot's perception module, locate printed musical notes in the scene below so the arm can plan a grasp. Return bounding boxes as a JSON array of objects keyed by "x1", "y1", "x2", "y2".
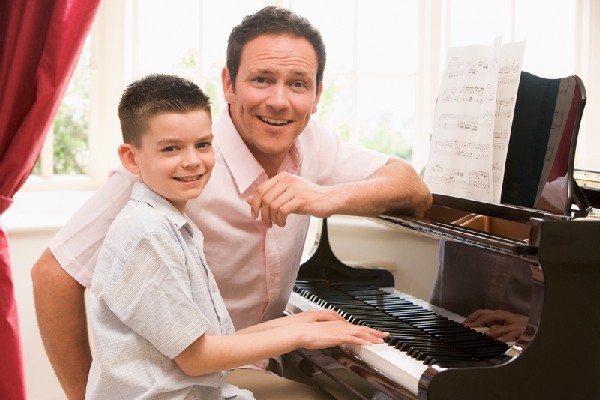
[{"x1": 424, "y1": 38, "x2": 526, "y2": 202}]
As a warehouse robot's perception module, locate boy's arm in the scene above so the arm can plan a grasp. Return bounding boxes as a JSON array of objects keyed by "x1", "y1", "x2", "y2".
[
  {"x1": 175, "y1": 320, "x2": 388, "y2": 377},
  {"x1": 31, "y1": 249, "x2": 91, "y2": 400},
  {"x1": 235, "y1": 309, "x2": 346, "y2": 335}
]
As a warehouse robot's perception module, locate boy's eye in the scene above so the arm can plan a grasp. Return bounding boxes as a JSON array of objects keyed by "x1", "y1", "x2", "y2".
[
  {"x1": 196, "y1": 142, "x2": 211, "y2": 149},
  {"x1": 161, "y1": 146, "x2": 177, "y2": 152}
]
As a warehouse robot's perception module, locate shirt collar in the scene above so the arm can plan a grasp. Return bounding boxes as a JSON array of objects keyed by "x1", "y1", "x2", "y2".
[
  {"x1": 214, "y1": 108, "x2": 303, "y2": 195},
  {"x1": 130, "y1": 182, "x2": 192, "y2": 234}
]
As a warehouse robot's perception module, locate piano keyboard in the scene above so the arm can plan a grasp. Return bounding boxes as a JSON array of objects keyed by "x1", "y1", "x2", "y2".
[{"x1": 287, "y1": 283, "x2": 510, "y2": 396}]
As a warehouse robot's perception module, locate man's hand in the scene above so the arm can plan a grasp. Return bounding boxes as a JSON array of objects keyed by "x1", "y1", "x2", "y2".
[
  {"x1": 463, "y1": 309, "x2": 528, "y2": 342},
  {"x1": 247, "y1": 159, "x2": 432, "y2": 228},
  {"x1": 247, "y1": 172, "x2": 339, "y2": 227}
]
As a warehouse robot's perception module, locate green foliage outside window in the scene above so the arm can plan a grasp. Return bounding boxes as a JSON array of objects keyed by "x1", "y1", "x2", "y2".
[
  {"x1": 359, "y1": 111, "x2": 413, "y2": 160},
  {"x1": 33, "y1": 41, "x2": 91, "y2": 176},
  {"x1": 316, "y1": 80, "x2": 412, "y2": 160},
  {"x1": 51, "y1": 69, "x2": 90, "y2": 175}
]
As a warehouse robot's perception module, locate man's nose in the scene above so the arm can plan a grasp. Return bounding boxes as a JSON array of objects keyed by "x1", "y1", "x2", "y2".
[{"x1": 266, "y1": 84, "x2": 289, "y2": 109}]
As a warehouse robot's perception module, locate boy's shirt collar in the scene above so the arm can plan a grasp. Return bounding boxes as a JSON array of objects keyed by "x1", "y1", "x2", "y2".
[{"x1": 130, "y1": 182, "x2": 192, "y2": 234}]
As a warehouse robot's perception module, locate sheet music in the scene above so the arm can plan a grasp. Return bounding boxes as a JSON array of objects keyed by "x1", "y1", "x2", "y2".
[{"x1": 424, "y1": 39, "x2": 525, "y2": 202}]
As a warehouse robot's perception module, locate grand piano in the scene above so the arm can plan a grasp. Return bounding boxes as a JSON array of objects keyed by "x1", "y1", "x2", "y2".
[{"x1": 286, "y1": 73, "x2": 600, "y2": 399}]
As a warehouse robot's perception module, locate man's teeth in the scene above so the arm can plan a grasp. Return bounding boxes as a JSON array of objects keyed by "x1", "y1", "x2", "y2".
[
  {"x1": 174, "y1": 175, "x2": 200, "y2": 182},
  {"x1": 260, "y1": 116, "x2": 289, "y2": 125}
]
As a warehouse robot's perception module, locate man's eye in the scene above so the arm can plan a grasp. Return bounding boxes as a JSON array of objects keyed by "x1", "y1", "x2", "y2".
[{"x1": 290, "y1": 81, "x2": 309, "y2": 92}]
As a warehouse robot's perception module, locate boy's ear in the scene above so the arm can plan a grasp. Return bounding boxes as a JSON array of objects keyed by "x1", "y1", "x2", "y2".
[{"x1": 118, "y1": 144, "x2": 140, "y2": 175}]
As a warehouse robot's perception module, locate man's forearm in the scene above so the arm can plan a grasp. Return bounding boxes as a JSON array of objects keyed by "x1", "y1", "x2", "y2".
[
  {"x1": 335, "y1": 158, "x2": 432, "y2": 217},
  {"x1": 32, "y1": 249, "x2": 91, "y2": 400}
]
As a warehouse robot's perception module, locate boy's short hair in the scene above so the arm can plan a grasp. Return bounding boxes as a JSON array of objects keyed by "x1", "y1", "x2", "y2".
[
  {"x1": 118, "y1": 74, "x2": 211, "y2": 147},
  {"x1": 226, "y1": 6, "x2": 326, "y2": 89}
]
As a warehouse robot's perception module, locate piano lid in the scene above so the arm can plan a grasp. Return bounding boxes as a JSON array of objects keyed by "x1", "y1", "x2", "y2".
[
  {"x1": 501, "y1": 72, "x2": 587, "y2": 217},
  {"x1": 379, "y1": 73, "x2": 590, "y2": 255},
  {"x1": 379, "y1": 193, "x2": 568, "y2": 259}
]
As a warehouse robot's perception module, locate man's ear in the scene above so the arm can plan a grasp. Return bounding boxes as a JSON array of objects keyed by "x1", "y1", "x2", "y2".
[
  {"x1": 312, "y1": 82, "x2": 323, "y2": 114},
  {"x1": 222, "y1": 66, "x2": 235, "y2": 104},
  {"x1": 118, "y1": 143, "x2": 140, "y2": 175}
]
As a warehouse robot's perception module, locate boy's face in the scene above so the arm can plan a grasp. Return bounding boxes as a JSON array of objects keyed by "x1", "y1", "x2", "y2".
[
  {"x1": 222, "y1": 33, "x2": 322, "y2": 174},
  {"x1": 120, "y1": 110, "x2": 214, "y2": 213}
]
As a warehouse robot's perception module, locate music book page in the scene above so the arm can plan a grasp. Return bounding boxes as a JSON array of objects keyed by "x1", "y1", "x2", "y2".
[{"x1": 424, "y1": 39, "x2": 526, "y2": 202}]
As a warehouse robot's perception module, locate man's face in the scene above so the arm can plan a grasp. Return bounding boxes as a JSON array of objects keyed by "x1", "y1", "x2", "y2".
[{"x1": 222, "y1": 34, "x2": 322, "y2": 172}]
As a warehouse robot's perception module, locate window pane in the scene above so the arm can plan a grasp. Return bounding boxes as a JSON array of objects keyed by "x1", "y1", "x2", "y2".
[
  {"x1": 448, "y1": 0, "x2": 512, "y2": 47},
  {"x1": 134, "y1": 0, "x2": 264, "y2": 75},
  {"x1": 293, "y1": 0, "x2": 355, "y2": 74},
  {"x1": 316, "y1": 76, "x2": 354, "y2": 140},
  {"x1": 132, "y1": 0, "x2": 264, "y2": 117},
  {"x1": 357, "y1": 76, "x2": 416, "y2": 160},
  {"x1": 52, "y1": 36, "x2": 92, "y2": 175},
  {"x1": 134, "y1": 0, "x2": 201, "y2": 74},
  {"x1": 200, "y1": 1, "x2": 265, "y2": 72},
  {"x1": 515, "y1": 0, "x2": 576, "y2": 77},
  {"x1": 357, "y1": 0, "x2": 419, "y2": 74}
]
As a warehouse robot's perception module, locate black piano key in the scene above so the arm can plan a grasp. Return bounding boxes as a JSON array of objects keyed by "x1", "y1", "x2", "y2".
[{"x1": 293, "y1": 282, "x2": 509, "y2": 366}]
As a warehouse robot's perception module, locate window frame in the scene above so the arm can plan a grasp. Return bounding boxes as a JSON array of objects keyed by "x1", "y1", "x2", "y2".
[{"x1": 22, "y1": 0, "x2": 599, "y2": 193}]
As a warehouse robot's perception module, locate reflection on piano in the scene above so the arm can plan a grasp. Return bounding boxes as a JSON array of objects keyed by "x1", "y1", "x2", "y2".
[{"x1": 286, "y1": 193, "x2": 600, "y2": 399}]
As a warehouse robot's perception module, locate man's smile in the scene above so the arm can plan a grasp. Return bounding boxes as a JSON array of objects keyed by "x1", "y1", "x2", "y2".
[{"x1": 258, "y1": 116, "x2": 291, "y2": 126}]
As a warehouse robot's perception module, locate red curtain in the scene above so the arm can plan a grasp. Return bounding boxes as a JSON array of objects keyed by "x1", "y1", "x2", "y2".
[{"x1": 0, "y1": 1, "x2": 100, "y2": 398}]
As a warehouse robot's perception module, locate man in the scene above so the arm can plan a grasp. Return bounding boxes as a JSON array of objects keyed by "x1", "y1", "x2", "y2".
[{"x1": 32, "y1": 6, "x2": 432, "y2": 400}]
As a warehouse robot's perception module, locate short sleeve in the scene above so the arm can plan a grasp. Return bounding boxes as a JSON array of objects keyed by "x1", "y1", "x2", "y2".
[
  {"x1": 99, "y1": 230, "x2": 211, "y2": 359},
  {"x1": 50, "y1": 167, "x2": 137, "y2": 287}
]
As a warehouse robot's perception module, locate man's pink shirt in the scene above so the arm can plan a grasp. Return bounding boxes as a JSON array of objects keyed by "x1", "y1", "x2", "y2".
[{"x1": 50, "y1": 110, "x2": 389, "y2": 329}]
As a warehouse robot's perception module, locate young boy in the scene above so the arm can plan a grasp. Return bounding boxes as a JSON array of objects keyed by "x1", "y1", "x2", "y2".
[{"x1": 85, "y1": 74, "x2": 388, "y2": 399}]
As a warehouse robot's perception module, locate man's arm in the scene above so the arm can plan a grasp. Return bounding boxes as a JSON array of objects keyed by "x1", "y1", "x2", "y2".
[
  {"x1": 31, "y1": 249, "x2": 91, "y2": 400},
  {"x1": 248, "y1": 158, "x2": 432, "y2": 227}
]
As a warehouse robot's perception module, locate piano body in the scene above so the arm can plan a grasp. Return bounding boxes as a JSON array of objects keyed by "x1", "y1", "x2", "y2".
[
  {"x1": 286, "y1": 73, "x2": 600, "y2": 399},
  {"x1": 288, "y1": 194, "x2": 600, "y2": 399}
]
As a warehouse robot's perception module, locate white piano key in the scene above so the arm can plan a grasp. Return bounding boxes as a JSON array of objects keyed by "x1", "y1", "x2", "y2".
[
  {"x1": 287, "y1": 291, "x2": 430, "y2": 395},
  {"x1": 342, "y1": 343, "x2": 427, "y2": 395},
  {"x1": 286, "y1": 291, "x2": 324, "y2": 313}
]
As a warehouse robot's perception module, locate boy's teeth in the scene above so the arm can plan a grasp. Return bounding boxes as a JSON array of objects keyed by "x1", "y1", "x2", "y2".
[{"x1": 176, "y1": 175, "x2": 199, "y2": 182}]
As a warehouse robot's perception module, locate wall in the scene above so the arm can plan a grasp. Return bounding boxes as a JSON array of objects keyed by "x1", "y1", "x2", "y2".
[
  {"x1": 9, "y1": 226, "x2": 65, "y2": 400},
  {"x1": 7, "y1": 213, "x2": 440, "y2": 400}
]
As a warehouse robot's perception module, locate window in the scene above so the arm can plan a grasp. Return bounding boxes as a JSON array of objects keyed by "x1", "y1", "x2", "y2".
[{"x1": 25, "y1": 0, "x2": 600, "y2": 192}]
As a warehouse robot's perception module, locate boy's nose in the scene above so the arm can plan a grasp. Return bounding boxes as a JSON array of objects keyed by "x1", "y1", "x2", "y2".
[{"x1": 182, "y1": 149, "x2": 200, "y2": 168}]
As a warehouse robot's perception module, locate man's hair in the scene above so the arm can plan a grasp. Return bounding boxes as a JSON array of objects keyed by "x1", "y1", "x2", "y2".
[
  {"x1": 226, "y1": 6, "x2": 326, "y2": 89},
  {"x1": 118, "y1": 74, "x2": 211, "y2": 147}
]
